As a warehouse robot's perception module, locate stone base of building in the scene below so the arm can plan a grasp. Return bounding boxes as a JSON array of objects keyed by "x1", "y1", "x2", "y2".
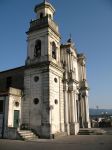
[
  {"x1": 2, "y1": 127, "x2": 21, "y2": 140},
  {"x1": 70, "y1": 122, "x2": 79, "y2": 135},
  {"x1": 53, "y1": 132, "x2": 67, "y2": 139},
  {"x1": 40, "y1": 123, "x2": 51, "y2": 138}
]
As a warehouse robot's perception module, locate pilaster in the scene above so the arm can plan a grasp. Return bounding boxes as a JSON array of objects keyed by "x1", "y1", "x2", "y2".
[
  {"x1": 63, "y1": 82, "x2": 70, "y2": 135},
  {"x1": 69, "y1": 91, "x2": 79, "y2": 135},
  {"x1": 84, "y1": 95, "x2": 91, "y2": 128}
]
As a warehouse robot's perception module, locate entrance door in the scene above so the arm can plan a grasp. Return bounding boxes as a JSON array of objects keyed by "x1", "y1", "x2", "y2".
[{"x1": 13, "y1": 110, "x2": 19, "y2": 128}]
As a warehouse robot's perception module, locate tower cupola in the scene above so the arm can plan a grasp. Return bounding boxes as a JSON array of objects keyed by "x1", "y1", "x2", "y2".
[{"x1": 34, "y1": 0, "x2": 55, "y2": 20}]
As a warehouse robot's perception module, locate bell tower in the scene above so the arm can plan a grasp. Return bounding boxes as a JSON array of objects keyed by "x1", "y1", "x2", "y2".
[
  {"x1": 25, "y1": 0, "x2": 61, "y2": 66},
  {"x1": 22, "y1": 1, "x2": 64, "y2": 138}
]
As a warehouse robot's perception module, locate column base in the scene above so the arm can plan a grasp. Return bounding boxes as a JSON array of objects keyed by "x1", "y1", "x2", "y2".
[
  {"x1": 60, "y1": 123, "x2": 65, "y2": 132},
  {"x1": 65, "y1": 123, "x2": 70, "y2": 135},
  {"x1": 84, "y1": 121, "x2": 91, "y2": 128},
  {"x1": 70, "y1": 122, "x2": 79, "y2": 135}
]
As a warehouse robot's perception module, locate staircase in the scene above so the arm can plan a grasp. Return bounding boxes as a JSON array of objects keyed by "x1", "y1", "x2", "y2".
[
  {"x1": 78, "y1": 128, "x2": 106, "y2": 135},
  {"x1": 18, "y1": 130, "x2": 38, "y2": 141}
]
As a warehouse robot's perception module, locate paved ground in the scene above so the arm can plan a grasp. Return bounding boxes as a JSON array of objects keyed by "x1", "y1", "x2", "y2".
[{"x1": 0, "y1": 135, "x2": 112, "y2": 150}]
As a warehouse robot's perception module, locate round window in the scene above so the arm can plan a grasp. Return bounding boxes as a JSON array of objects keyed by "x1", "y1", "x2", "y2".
[
  {"x1": 34, "y1": 76, "x2": 39, "y2": 82},
  {"x1": 33, "y1": 98, "x2": 39, "y2": 105},
  {"x1": 15, "y1": 101, "x2": 19, "y2": 107},
  {"x1": 54, "y1": 78, "x2": 58, "y2": 83},
  {"x1": 54, "y1": 99, "x2": 58, "y2": 104}
]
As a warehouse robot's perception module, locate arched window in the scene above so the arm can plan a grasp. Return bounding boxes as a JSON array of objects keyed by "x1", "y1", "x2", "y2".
[
  {"x1": 52, "y1": 42, "x2": 56, "y2": 59},
  {"x1": 34, "y1": 40, "x2": 41, "y2": 57},
  {"x1": 40, "y1": 13, "x2": 43, "y2": 19}
]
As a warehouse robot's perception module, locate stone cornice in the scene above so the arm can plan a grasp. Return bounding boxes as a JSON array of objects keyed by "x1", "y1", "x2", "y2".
[
  {"x1": 49, "y1": 61, "x2": 64, "y2": 73},
  {"x1": 25, "y1": 60, "x2": 64, "y2": 73}
]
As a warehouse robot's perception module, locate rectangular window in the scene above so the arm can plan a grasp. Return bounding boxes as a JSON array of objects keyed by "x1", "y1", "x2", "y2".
[
  {"x1": 6, "y1": 76, "x2": 12, "y2": 88},
  {"x1": 0, "y1": 100, "x2": 3, "y2": 113}
]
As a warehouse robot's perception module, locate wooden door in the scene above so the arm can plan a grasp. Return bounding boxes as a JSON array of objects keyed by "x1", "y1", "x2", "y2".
[{"x1": 13, "y1": 110, "x2": 19, "y2": 128}]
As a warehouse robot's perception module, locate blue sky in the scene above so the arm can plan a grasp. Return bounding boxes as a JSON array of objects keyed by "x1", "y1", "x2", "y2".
[{"x1": 0, "y1": 0, "x2": 112, "y2": 109}]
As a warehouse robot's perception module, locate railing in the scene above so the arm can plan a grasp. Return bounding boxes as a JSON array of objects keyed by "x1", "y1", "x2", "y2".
[
  {"x1": 29, "y1": 16, "x2": 59, "y2": 33},
  {"x1": 30, "y1": 17, "x2": 48, "y2": 28}
]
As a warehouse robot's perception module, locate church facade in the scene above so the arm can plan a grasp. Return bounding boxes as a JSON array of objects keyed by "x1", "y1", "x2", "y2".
[{"x1": 0, "y1": 1, "x2": 90, "y2": 139}]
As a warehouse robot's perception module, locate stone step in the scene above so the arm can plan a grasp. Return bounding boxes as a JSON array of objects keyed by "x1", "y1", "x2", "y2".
[
  {"x1": 18, "y1": 130, "x2": 38, "y2": 140},
  {"x1": 22, "y1": 134, "x2": 36, "y2": 138},
  {"x1": 18, "y1": 130, "x2": 33, "y2": 133},
  {"x1": 78, "y1": 128, "x2": 107, "y2": 135},
  {"x1": 18, "y1": 132, "x2": 34, "y2": 136}
]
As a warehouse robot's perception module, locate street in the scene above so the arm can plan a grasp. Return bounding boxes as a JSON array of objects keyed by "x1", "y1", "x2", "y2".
[{"x1": 0, "y1": 135, "x2": 112, "y2": 150}]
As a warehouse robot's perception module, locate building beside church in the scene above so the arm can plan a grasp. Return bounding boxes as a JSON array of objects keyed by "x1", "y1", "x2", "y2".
[{"x1": 0, "y1": 1, "x2": 90, "y2": 139}]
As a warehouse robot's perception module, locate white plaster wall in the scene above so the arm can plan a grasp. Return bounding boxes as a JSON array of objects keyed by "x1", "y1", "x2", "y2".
[
  {"x1": 36, "y1": 9, "x2": 45, "y2": 18},
  {"x1": 45, "y1": 8, "x2": 54, "y2": 19},
  {"x1": 23, "y1": 67, "x2": 50, "y2": 134},
  {"x1": 23, "y1": 69, "x2": 42, "y2": 126},
  {"x1": 29, "y1": 70, "x2": 42, "y2": 128},
  {"x1": 36, "y1": 7, "x2": 54, "y2": 19},
  {"x1": 49, "y1": 66, "x2": 64, "y2": 134},
  {"x1": 49, "y1": 71, "x2": 60, "y2": 133},
  {"x1": 8, "y1": 94, "x2": 21, "y2": 128}
]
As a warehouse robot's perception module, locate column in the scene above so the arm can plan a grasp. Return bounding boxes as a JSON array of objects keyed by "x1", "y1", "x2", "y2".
[
  {"x1": 64, "y1": 87, "x2": 70, "y2": 135},
  {"x1": 70, "y1": 91, "x2": 79, "y2": 135},
  {"x1": 84, "y1": 94, "x2": 91, "y2": 128},
  {"x1": 71, "y1": 91, "x2": 75, "y2": 122},
  {"x1": 81, "y1": 98, "x2": 85, "y2": 128}
]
